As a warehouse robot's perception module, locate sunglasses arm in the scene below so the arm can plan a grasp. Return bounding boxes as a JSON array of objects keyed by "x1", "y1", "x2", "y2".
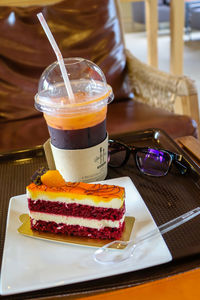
[{"x1": 173, "y1": 158, "x2": 188, "y2": 175}]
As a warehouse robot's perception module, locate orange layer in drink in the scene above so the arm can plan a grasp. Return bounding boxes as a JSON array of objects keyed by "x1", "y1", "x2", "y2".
[{"x1": 44, "y1": 106, "x2": 107, "y2": 130}]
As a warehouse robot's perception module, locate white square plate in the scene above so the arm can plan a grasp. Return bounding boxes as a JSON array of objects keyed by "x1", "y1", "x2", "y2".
[{"x1": 0, "y1": 177, "x2": 172, "y2": 295}]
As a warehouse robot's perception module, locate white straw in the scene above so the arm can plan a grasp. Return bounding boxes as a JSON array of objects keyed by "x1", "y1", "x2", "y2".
[{"x1": 37, "y1": 12, "x2": 75, "y2": 102}]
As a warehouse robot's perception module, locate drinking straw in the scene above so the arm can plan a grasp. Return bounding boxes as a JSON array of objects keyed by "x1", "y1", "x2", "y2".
[{"x1": 37, "y1": 12, "x2": 75, "y2": 102}]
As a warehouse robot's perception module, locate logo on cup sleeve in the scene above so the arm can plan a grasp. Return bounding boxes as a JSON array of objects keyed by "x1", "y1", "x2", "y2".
[{"x1": 94, "y1": 146, "x2": 107, "y2": 169}]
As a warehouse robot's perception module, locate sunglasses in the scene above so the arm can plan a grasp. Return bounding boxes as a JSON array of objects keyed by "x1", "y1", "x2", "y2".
[{"x1": 108, "y1": 140, "x2": 188, "y2": 177}]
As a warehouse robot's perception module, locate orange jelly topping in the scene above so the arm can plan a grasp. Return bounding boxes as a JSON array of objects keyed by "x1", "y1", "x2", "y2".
[
  {"x1": 41, "y1": 170, "x2": 66, "y2": 187},
  {"x1": 27, "y1": 170, "x2": 125, "y2": 203},
  {"x1": 27, "y1": 182, "x2": 124, "y2": 199}
]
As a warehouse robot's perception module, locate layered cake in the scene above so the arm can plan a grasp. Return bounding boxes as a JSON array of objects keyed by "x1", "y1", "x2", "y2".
[{"x1": 26, "y1": 169, "x2": 126, "y2": 239}]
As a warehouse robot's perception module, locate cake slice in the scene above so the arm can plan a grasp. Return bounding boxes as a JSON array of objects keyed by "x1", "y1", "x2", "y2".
[{"x1": 26, "y1": 169, "x2": 126, "y2": 239}]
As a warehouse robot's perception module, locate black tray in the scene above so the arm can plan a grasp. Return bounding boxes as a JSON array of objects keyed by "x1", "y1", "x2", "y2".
[{"x1": 0, "y1": 128, "x2": 200, "y2": 299}]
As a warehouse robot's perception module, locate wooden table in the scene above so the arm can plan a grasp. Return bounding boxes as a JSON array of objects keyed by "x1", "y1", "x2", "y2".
[
  {"x1": 80, "y1": 268, "x2": 200, "y2": 300},
  {"x1": 121, "y1": 0, "x2": 185, "y2": 75},
  {"x1": 36, "y1": 268, "x2": 200, "y2": 299}
]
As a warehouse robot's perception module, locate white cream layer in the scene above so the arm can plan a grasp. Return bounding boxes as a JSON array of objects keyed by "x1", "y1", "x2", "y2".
[
  {"x1": 30, "y1": 212, "x2": 125, "y2": 230},
  {"x1": 27, "y1": 190, "x2": 123, "y2": 209}
]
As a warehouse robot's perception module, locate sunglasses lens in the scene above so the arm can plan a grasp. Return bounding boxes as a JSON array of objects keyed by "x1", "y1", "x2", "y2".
[
  {"x1": 136, "y1": 149, "x2": 171, "y2": 176},
  {"x1": 108, "y1": 142, "x2": 127, "y2": 167}
]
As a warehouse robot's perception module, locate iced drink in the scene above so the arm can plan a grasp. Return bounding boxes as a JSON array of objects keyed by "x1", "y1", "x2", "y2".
[
  {"x1": 35, "y1": 58, "x2": 113, "y2": 182},
  {"x1": 44, "y1": 92, "x2": 107, "y2": 150}
]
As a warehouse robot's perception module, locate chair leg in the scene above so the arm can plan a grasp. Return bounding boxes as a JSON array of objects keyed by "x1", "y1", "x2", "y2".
[
  {"x1": 170, "y1": 0, "x2": 184, "y2": 75},
  {"x1": 145, "y1": 0, "x2": 158, "y2": 68}
]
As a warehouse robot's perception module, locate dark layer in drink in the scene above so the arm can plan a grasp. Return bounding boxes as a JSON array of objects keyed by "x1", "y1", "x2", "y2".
[{"x1": 48, "y1": 119, "x2": 106, "y2": 149}]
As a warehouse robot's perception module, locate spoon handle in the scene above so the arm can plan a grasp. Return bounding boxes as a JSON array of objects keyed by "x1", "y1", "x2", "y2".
[
  {"x1": 158, "y1": 207, "x2": 200, "y2": 235},
  {"x1": 132, "y1": 207, "x2": 200, "y2": 246}
]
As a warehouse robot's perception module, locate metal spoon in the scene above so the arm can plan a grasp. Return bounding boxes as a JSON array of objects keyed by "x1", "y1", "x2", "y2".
[{"x1": 93, "y1": 207, "x2": 200, "y2": 264}]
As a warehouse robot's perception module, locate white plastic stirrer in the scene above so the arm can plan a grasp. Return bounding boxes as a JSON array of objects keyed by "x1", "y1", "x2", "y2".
[{"x1": 37, "y1": 12, "x2": 75, "y2": 102}]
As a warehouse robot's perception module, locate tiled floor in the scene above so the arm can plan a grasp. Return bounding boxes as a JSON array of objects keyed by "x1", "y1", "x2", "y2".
[{"x1": 125, "y1": 30, "x2": 200, "y2": 112}]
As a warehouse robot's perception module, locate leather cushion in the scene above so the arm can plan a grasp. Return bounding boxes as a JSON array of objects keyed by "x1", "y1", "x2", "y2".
[
  {"x1": 107, "y1": 100, "x2": 198, "y2": 138},
  {"x1": 0, "y1": 0, "x2": 132, "y2": 124},
  {"x1": 0, "y1": 100, "x2": 197, "y2": 152}
]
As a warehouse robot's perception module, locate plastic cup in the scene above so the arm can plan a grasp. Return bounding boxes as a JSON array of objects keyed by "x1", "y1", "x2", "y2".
[{"x1": 35, "y1": 57, "x2": 113, "y2": 182}]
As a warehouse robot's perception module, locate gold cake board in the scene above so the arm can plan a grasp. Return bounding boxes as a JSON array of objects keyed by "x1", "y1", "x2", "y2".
[{"x1": 18, "y1": 214, "x2": 135, "y2": 249}]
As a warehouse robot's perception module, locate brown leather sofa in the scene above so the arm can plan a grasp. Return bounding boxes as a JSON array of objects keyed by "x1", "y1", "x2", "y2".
[{"x1": 0, "y1": 0, "x2": 198, "y2": 152}]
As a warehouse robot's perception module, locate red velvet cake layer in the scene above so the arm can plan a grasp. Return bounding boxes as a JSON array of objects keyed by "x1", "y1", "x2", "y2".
[
  {"x1": 30, "y1": 219, "x2": 125, "y2": 239},
  {"x1": 28, "y1": 199, "x2": 125, "y2": 221}
]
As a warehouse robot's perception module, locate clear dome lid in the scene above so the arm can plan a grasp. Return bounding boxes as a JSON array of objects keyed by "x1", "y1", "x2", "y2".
[{"x1": 35, "y1": 57, "x2": 114, "y2": 115}]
